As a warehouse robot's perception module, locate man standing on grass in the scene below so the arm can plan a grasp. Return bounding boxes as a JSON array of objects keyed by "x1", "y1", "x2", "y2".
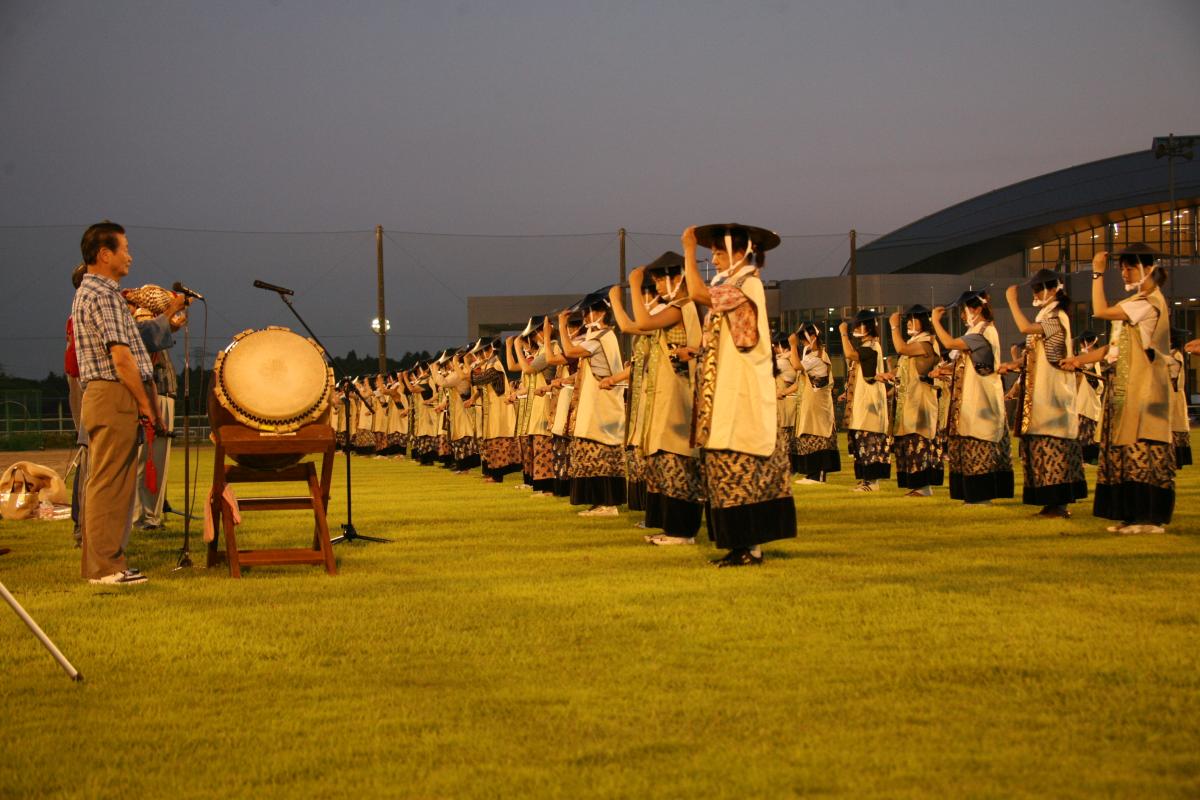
[{"x1": 71, "y1": 221, "x2": 157, "y2": 585}]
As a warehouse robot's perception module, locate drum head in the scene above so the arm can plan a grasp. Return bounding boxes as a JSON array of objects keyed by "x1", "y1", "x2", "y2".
[{"x1": 214, "y1": 327, "x2": 333, "y2": 432}]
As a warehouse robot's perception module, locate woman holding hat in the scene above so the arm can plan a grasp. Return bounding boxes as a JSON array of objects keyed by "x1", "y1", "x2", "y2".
[
  {"x1": 1004, "y1": 271, "x2": 1086, "y2": 518},
  {"x1": 439, "y1": 353, "x2": 477, "y2": 471},
  {"x1": 1169, "y1": 328, "x2": 1192, "y2": 468},
  {"x1": 882, "y1": 305, "x2": 943, "y2": 497},
  {"x1": 1060, "y1": 245, "x2": 1174, "y2": 533},
  {"x1": 932, "y1": 290, "x2": 1014, "y2": 505},
  {"x1": 558, "y1": 293, "x2": 627, "y2": 516},
  {"x1": 615, "y1": 254, "x2": 705, "y2": 545},
  {"x1": 682, "y1": 223, "x2": 796, "y2": 566},
  {"x1": 607, "y1": 286, "x2": 654, "y2": 517},
  {"x1": 545, "y1": 314, "x2": 581, "y2": 498},
  {"x1": 505, "y1": 335, "x2": 536, "y2": 489},
  {"x1": 838, "y1": 309, "x2": 892, "y2": 492},
  {"x1": 510, "y1": 319, "x2": 559, "y2": 493},
  {"x1": 1072, "y1": 332, "x2": 1103, "y2": 464},
  {"x1": 469, "y1": 338, "x2": 522, "y2": 483},
  {"x1": 773, "y1": 335, "x2": 800, "y2": 467},
  {"x1": 787, "y1": 323, "x2": 841, "y2": 483}
]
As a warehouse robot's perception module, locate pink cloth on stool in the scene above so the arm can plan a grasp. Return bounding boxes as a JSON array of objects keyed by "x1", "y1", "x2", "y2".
[{"x1": 203, "y1": 485, "x2": 242, "y2": 543}]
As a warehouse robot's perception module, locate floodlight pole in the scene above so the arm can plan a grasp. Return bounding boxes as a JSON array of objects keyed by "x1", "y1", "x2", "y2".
[
  {"x1": 849, "y1": 229, "x2": 858, "y2": 315},
  {"x1": 618, "y1": 228, "x2": 626, "y2": 285},
  {"x1": 376, "y1": 225, "x2": 387, "y2": 374},
  {"x1": 1153, "y1": 133, "x2": 1197, "y2": 325}
]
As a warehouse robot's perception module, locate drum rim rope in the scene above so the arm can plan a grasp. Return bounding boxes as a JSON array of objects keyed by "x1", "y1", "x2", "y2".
[{"x1": 212, "y1": 326, "x2": 335, "y2": 433}]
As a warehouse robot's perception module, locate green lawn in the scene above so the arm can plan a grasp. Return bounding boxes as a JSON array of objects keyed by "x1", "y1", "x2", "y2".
[{"x1": 2, "y1": 444, "x2": 1198, "y2": 799}]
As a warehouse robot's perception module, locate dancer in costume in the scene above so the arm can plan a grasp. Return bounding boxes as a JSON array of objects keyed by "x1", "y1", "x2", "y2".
[
  {"x1": 1061, "y1": 245, "x2": 1175, "y2": 534},
  {"x1": 932, "y1": 290, "x2": 1014, "y2": 505},
  {"x1": 1072, "y1": 332, "x2": 1103, "y2": 465},
  {"x1": 1003, "y1": 271, "x2": 1086, "y2": 518},
  {"x1": 510, "y1": 317, "x2": 558, "y2": 494},
  {"x1": 838, "y1": 309, "x2": 891, "y2": 492},
  {"x1": 774, "y1": 335, "x2": 800, "y2": 469},
  {"x1": 614, "y1": 252, "x2": 705, "y2": 545},
  {"x1": 682, "y1": 223, "x2": 796, "y2": 566},
  {"x1": 788, "y1": 323, "x2": 841, "y2": 484},
  {"x1": 881, "y1": 305, "x2": 943, "y2": 497},
  {"x1": 1169, "y1": 327, "x2": 1192, "y2": 468},
  {"x1": 470, "y1": 338, "x2": 522, "y2": 483},
  {"x1": 609, "y1": 281, "x2": 657, "y2": 521},
  {"x1": 558, "y1": 292, "x2": 627, "y2": 516}
]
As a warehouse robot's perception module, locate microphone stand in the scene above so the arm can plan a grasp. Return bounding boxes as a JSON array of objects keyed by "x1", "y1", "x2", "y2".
[
  {"x1": 264, "y1": 287, "x2": 391, "y2": 545},
  {"x1": 174, "y1": 309, "x2": 195, "y2": 569}
]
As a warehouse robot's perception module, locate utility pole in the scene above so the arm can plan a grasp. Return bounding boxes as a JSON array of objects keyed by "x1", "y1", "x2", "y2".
[
  {"x1": 376, "y1": 225, "x2": 387, "y2": 374},
  {"x1": 618, "y1": 227, "x2": 627, "y2": 285},
  {"x1": 849, "y1": 229, "x2": 858, "y2": 315}
]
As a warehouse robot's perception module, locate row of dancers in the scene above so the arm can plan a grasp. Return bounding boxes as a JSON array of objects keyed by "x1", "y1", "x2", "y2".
[{"x1": 334, "y1": 232, "x2": 1189, "y2": 557}]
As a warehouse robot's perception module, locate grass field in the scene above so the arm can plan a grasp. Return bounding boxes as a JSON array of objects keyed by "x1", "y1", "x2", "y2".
[{"x1": 2, "y1": 443, "x2": 1198, "y2": 799}]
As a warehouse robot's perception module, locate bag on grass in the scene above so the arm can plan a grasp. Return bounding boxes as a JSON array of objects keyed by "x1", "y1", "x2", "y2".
[{"x1": 0, "y1": 461, "x2": 70, "y2": 520}]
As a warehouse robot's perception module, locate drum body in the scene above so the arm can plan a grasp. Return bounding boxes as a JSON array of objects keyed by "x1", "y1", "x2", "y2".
[{"x1": 211, "y1": 327, "x2": 335, "y2": 468}]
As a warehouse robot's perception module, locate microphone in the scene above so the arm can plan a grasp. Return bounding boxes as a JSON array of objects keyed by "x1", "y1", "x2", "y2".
[
  {"x1": 253, "y1": 279, "x2": 294, "y2": 296},
  {"x1": 171, "y1": 281, "x2": 205, "y2": 301}
]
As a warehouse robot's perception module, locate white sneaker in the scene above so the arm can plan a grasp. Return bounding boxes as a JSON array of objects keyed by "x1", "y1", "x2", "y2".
[
  {"x1": 794, "y1": 478, "x2": 822, "y2": 485},
  {"x1": 851, "y1": 481, "x2": 877, "y2": 493},
  {"x1": 89, "y1": 569, "x2": 148, "y2": 585},
  {"x1": 648, "y1": 534, "x2": 695, "y2": 546},
  {"x1": 578, "y1": 505, "x2": 619, "y2": 517},
  {"x1": 1117, "y1": 524, "x2": 1166, "y2": 535},
  {"x1": 514, "y1": 484, "x2": 532, "y2": 491}
]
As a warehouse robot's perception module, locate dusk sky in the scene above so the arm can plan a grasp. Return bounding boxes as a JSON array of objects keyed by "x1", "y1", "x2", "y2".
[{"x1": 2, "y1": 0, "x2": 1199, "y2": 378}]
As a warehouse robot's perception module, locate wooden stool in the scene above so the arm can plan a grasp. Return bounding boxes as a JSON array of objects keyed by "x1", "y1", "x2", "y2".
[{"x1": 207, "y1": 423, "x2": 337, "y2": 577}]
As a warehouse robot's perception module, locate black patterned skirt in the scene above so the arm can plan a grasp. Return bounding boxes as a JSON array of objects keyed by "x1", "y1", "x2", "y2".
[
  {"x1": 791, "y1": 432, "x2": 841, "y2": 476},
  {"x1": 450, "y1": 437, "x2": 480, "y2": 471},
  {"x1": 848, "y1": 430, "x2": 892, "y2": 481},
  {"x1": 701, "y1": 437, "x2": 796, "y2": 550},
  {"x1": 551, "y1": 435, "x2": 572, "y2": 497},
  {"x1": 1174, "y1": 430, "x2": 1192, "y2": 468},
  {"x1": 893, "y1": 433, "x2": 944, "y2": 489},
  {"x1": 568, "y1": 439, "x2": 626, "y2": 506},
  {"x1": 947, "y1": 434, "x2": 1014, "y2": 503},
  {"x1": 530, "y1": 435, "x2": 556, "y2": 491},
  {"x1": 1077, "y1": 416, "x2": 1099, "y2": 464},
  {"x1": 482, "y1": 436, "x2": 522, "y2": 481},
  {"x1": 1019, "y1": 434, "x2": 1087, "y2": 507},
  {"x1": 626, "y1": 446, "x2": 647, "y2": 511},
  {"x1": 644, "y1": 451, "x2": 704, "y2": 537}
]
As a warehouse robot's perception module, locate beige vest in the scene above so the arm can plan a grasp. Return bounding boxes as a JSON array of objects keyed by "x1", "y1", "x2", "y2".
[
  {"x1": 794, "y1": 349, "x2": 835, "y2": 438},
  {"x1": 477, "y1": 357, "x2": 516, "y2": 440},
  {"x1": 703, "y1": 275, "x2": 776, "y2": 457},
  {"x1": 448, "y1": 384, "x2": 474, "y2": 442},
  {"x1": 1110, "y1": 290, "x2": 1171, "y2": 446},
  {"x1": 849, "y1": 340, "x2": 888, "y2": 434},
  {"x1": 526, "y1": 350, "x2": 553, "y2": 438},
  {"x1": 549, "y1": 363, "x2": 573, "y2": 437},
  {"x1": 626, "y1": 336, "x2": 653, "y2": 447},
  {"x1": 1020, "y1": 307, "x2": 1078, "y2": 440},
  {"x1": 1171, "y1": 351, "x2": 1190, "y2": 434},
  {"x1": 775, "y1": 359, "x2": 799, "y2": 429},
  {"x1": 957, "y1": 323, "x2": 1007, "y2": 442},
  {"x1": 1074, "y1": 365, "x2": 1103, "y2": 424},
  {"x1": 573, "y1": 329, "x2": 626, "y2": 446},
  {"x1": 643, "y1": 302, "x2": 701, "y2": 457},
  {"x1": 893, "y1": 334, "x2": 939, "y2": 439}
]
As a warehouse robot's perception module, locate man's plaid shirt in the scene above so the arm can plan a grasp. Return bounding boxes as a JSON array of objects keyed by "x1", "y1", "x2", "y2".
[{"x1": 71, "y1": 273, "x2": 153, "y2": 388}]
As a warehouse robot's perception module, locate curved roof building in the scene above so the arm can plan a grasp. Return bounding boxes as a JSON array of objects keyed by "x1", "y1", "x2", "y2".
[{"x1": 857, "y1": 146, "x2": 1200, "y2": 276}]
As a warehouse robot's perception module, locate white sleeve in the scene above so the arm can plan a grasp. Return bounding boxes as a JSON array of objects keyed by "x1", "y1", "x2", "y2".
[{"x1": 579, "y1": 338, "x2": 602, "y2": 355}]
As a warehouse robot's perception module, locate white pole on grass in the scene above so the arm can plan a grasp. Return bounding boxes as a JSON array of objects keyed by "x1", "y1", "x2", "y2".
[{"x1": 0, "y1": 580, "x2": 83, "y2": 681}]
